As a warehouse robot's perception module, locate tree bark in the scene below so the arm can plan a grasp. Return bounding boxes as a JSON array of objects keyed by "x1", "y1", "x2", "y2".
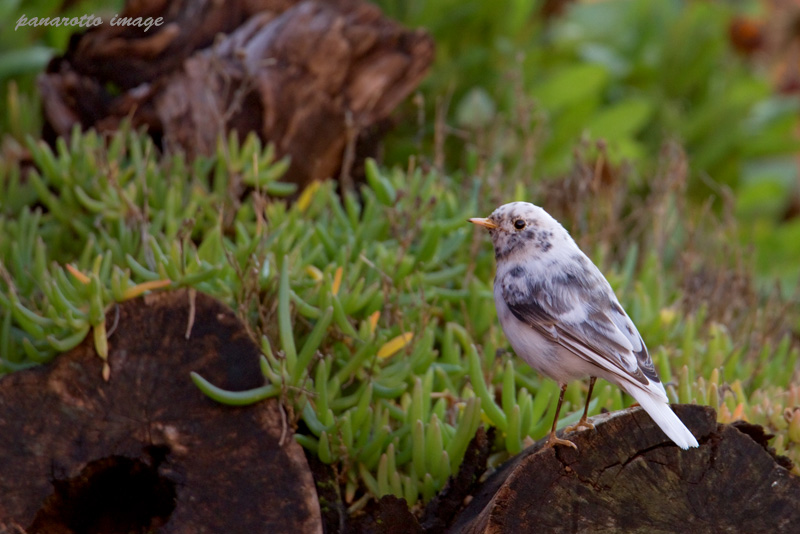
[
  {"x1": 447, "y1": 404, "x2": 800, "y2": 534},
  {"x1": 0, "y1": 290, "x2": 321, "y2": 534}
]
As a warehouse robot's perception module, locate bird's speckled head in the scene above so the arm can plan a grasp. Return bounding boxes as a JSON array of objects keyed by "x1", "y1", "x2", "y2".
[{"x1": 469, "y1": 202, "x2": 570, "y2": 262}]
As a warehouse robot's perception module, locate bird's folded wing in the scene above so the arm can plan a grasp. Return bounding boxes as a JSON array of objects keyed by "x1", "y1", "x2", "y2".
[{"x1": 503, "y1": 274, "x2": 660, "y2": 387}]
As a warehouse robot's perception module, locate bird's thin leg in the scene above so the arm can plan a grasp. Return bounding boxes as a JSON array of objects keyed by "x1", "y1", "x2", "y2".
[
  {"x1": 566, "y1": 376, "x2": 597, "y2": 434},
  {"x1": 544, "y1": 383, "x2": 577, "y2": 450}
]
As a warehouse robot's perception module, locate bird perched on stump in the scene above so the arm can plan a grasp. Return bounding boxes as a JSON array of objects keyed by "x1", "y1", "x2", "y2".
[{"x1": 469, "y1": 202, "x2": 698, "y2": 450}]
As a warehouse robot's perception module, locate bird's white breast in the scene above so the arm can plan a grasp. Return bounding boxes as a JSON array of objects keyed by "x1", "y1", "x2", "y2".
[{"x1": 494, "y1": 283, "x2": 597, "y2": 384}]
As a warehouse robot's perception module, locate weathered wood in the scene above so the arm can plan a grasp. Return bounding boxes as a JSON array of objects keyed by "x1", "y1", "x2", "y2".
[
  {"x1": 447, "y1": 404, "x2": 800, "y2": 534},
  {"x1": 0, "y1": 290, "x2": 321, "y2": 534},
  {"x1": 61, "y1": 0, "x2": 295, "y2": 90},
  {"x1": 38, "y1": 0, "x2": 434, "y2": 189}
]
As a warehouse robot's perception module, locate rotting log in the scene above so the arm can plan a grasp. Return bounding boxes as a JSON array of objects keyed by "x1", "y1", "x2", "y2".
[
  {"x1": 0, "y1": 289, "x2": 321, "y2": 534},
  {"x1": 447, "y1": 404, "x2": 800, "y2": 534},
  {"x1": 38, "y1": 0, "x2": 435, "y2": 190}
]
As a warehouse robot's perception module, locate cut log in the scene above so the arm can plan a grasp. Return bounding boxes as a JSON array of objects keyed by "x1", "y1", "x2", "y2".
[
  {"x1": 0, "y1": 290, "x2": 321, "y2": 534},
  {"x1": 38, "y1": 0, "x2": 434, "y2": 189},
  {"x1": 447, "y1": 404, "x2": 800, "y2": 534}
]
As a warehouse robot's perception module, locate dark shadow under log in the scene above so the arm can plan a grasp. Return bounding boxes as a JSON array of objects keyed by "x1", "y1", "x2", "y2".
[{"x1": 0, "y1": 290, "x2": 321, "y2": 534}]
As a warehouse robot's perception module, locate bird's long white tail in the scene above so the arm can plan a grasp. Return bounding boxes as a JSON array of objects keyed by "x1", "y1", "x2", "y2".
[{"x1": 627, "y1": 386, "x2": 699, "y2": 450}]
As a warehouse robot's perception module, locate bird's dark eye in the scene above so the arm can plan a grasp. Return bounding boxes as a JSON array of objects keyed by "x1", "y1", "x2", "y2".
[{"x1": 513, "y1": 219, "x2": 526, "y2": 230}]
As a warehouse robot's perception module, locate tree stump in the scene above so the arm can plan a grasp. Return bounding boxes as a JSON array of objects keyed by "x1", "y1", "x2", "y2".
[
  {"x1": 38, "y1": 0, "x2": 435, "y2": 189},
  {"x1": 0, "y1": 290, "x2": 321, "y2": 534},
  {"x1": 447, "y1": 404, "x2": 800, "y2": 534}
]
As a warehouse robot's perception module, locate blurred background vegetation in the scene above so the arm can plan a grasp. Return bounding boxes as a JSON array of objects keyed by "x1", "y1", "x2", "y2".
[{"x1": 2, "y1": 0, "x2": 800, "y2": 510}]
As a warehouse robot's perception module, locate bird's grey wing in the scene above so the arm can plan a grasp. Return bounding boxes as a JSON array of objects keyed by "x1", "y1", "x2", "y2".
[
  {"x1": 502, "y1": 268, "x2": 659, "y2": 385},
  {"x1": 605, "y1": 300, "x2": 659, "y2": 382}
]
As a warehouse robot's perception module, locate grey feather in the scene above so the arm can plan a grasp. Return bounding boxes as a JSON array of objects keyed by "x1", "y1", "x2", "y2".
[{"x1": 502, "y1": 267, "x2": 658, "y2": 386}]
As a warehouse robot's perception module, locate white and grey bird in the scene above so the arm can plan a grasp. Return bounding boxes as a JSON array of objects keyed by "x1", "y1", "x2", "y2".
[{"x1": 469, "y1": 202, "x2": 698, "y2": 450}]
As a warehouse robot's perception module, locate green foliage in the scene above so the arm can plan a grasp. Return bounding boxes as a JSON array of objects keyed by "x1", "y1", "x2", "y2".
[
  {"x1": 3, "y1": 0, "x2": 798, "y2": 287},
  {"x1": 0, "y1": 125, "x2": 294, "y2": 368},
  {"x1": 376, "y1": 0, "x2": 800, "y2": 289},
  {"x1": 382, "y1": 0, "x2": 799, "y2": 184},
  {"x1": 1, "y1": 0, "x2": 799, "y2": 509},
  {"x1": 3, "y1": 128, "x2": 799, "y2": 510}
]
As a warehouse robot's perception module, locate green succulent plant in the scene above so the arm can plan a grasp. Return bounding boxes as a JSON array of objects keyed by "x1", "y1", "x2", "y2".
[{"x1": 3, "y1": 124, "x2": 798, "y2": 513}]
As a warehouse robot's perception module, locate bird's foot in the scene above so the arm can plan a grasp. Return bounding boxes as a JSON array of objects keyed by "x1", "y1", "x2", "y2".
[
  {"x1": 565, "y1": 417, "x2": 594, "y2": 434},
  {"x1": 543, "y1": 432, "x2": 578, "y2": 450}
]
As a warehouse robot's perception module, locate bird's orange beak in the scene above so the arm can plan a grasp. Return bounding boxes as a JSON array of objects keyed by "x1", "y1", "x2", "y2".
[{"x1": 468, "y1": 217, "x2": 498, "y2": 229}]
